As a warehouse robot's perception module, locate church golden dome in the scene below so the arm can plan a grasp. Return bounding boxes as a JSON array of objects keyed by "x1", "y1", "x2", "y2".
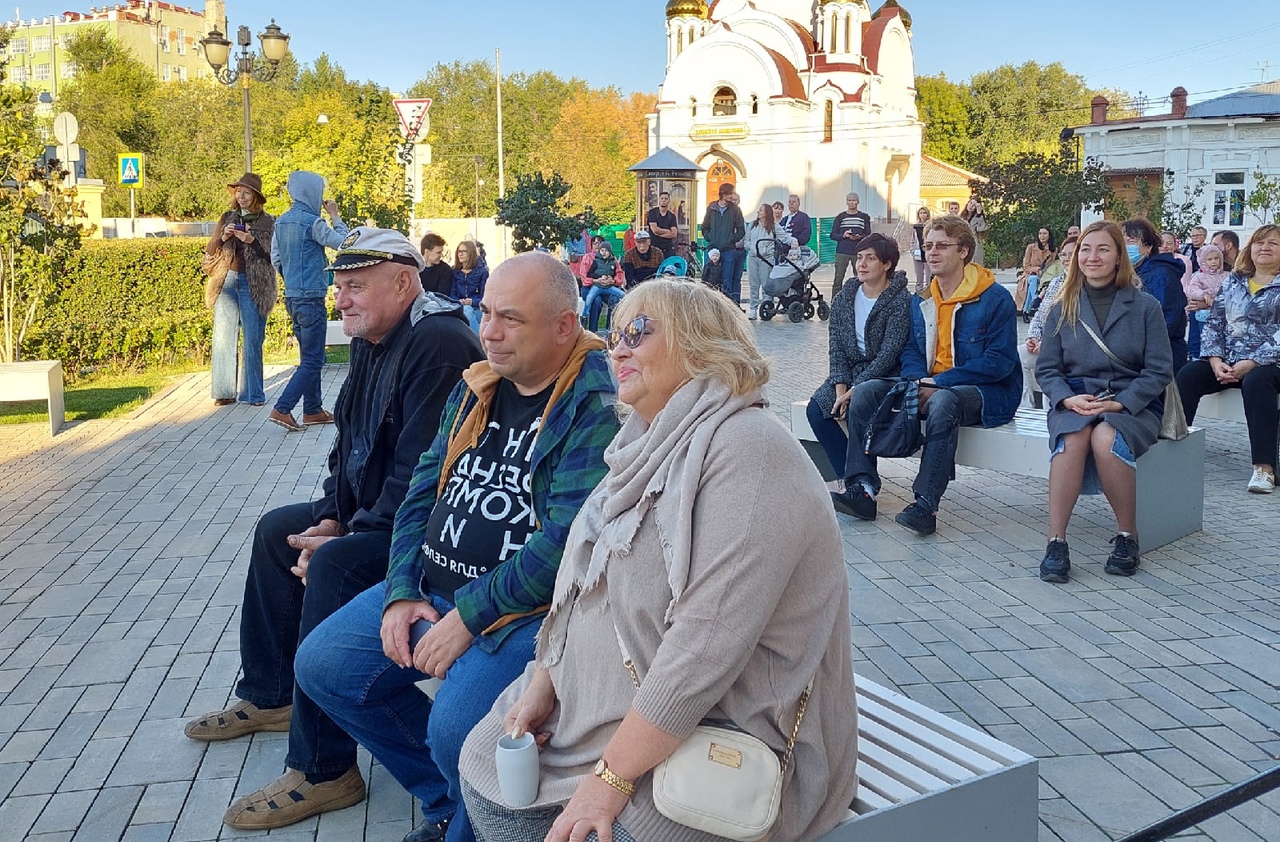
[
  {"x1": 666, "y1": 0, "x2": 709, "y2": 19},
  {"x1": 873, "y1": 0, "x2": 912, "y2": 29}
]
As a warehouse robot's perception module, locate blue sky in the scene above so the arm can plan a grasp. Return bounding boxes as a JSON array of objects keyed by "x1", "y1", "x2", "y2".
[{"x1": 11, "y1": 1, "x2": 1279, "y2": 109}]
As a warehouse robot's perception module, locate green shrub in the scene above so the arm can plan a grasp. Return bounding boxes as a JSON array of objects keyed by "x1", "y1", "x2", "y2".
[{"x1": 25, "y1": 237, "x2": 296, "y2": 379}]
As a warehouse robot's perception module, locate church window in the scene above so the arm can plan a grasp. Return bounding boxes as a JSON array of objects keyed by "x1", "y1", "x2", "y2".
[
  {"x1": 823, "y1": 101, "x2": 834, "y2": 143},
  {"x1": 691, "y1": 97, "x2": 697, "y2": 117},
  {"x1": 751, "y1": 94, "x2": 759, "y2": 115},
  {"x1": 677, "y1": 29, "x2": 683, "y2": 54},
  {"x1": 844, "y1": 16, "x2": 852, "y2": 55},
  {"x1": 829, "y1": 14, "x2": 838, "y2": 53},
  {"x1": 713, "y1": 87, "x2": 737, "y2": 116}
]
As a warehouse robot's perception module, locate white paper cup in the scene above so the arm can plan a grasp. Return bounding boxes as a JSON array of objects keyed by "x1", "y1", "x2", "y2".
[{"x1": 495, "y1": 732, "x2": 540, "y2": 807}]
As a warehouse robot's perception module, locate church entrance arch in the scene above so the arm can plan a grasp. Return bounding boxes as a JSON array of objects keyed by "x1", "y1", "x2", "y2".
[{"x1": 707, "y1": 160, "x2": 736, "y2": 204}]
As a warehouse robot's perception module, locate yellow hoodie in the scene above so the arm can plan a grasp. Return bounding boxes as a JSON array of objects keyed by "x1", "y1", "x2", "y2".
[{"x1": 929, "y1": 263, "x2": 997, "y2": 375}]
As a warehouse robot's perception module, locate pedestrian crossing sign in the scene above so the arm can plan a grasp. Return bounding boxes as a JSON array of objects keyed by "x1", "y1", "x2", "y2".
[{"x1": 118, "y1": 153, "x2": 144, "y2": 187}]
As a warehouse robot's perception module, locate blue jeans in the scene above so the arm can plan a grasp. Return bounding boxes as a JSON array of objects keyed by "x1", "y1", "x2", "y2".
[
  {"x1": 235, "y1": 502, "x2": 392, "y2": 777},
  {"x1": 296, "y1": 583, "x2": 542, "y2": 842},
  {"x1": 843, "y1": 379, "x2": 984, "y2": 513},
  {"x1": 720, "y1": 248, "x2": 745, "y2": 304},
  {"x1": 463, "y1": 304, "x2": 482, "y2": 334},
  {"x1": 582, "y1": 285, "x2": 625, "y2": 332},
  {"x1": 806, "y1": 397, "x2": 849, "y2": 480},
  {"x1": 211, "y1": 271, "x2": 267, "y2": 403},
  {"x1": 275, "y1": 297, "x2": 328, "y2": 415}
]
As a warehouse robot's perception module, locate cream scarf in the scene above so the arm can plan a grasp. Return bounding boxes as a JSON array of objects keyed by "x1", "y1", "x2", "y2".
[{"x1": 539, "y1": 377, "x2": 762, "y2": 666}]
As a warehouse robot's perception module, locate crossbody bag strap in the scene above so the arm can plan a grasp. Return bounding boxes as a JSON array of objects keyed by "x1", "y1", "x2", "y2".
[
  {"x1": 609, "y1": 612, "x2": 812, "y2": 773},
  {"x1": 1079, "y1": 320, "x2": 1139, "y2": 375}
]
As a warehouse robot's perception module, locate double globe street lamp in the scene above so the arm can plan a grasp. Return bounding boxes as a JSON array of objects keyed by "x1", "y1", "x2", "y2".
[{"x1": 200, "y1": 20, "x2": 291, "y2": 172}]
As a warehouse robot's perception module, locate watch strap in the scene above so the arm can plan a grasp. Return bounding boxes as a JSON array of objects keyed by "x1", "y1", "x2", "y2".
[{"x1": 594, "y1": 759, "x2": 636, "y2": 797}]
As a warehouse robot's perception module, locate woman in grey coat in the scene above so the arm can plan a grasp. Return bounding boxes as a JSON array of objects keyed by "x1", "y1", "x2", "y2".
[
  {"x1": 1035, "y1": 221, "x2": 1173, "y2": 584},
  {"x1": 806, "y1": 234, "x2": 912, "y2": 487}
]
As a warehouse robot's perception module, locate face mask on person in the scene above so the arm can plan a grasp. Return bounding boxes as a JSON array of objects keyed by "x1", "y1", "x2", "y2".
[{"x1": 1126, "y1": 244, "x2": 1142, "y2": 264}]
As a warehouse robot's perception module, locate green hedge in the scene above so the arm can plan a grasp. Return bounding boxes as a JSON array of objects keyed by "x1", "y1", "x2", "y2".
[{"x1": 26, "y1": 238, "x2": 295, "y2": 379}]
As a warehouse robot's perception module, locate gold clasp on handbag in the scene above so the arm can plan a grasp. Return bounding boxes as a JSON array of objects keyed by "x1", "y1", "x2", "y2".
[{"x1": 708, "y1": 742, "x2": 743, "y2": 768}]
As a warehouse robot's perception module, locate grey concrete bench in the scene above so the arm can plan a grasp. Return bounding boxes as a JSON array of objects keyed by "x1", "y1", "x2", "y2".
[
  {"x1": 817, "y1": 677, "x2": 1038, "y2": 841},
  {"x1": 326, "y1": 321, "x2": 352, "y2": 347},
  {"x1": 0, "y1": 360, "x2": 65, "y2": 436},
  {"x1": 791, "y1": 400, "x2": 1205, "y2": 551}
]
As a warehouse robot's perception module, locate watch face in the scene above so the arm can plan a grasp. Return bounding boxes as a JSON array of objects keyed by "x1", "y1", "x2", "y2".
[{"x1": 594, "y1": 759, "x2": 607, "y2": 775}]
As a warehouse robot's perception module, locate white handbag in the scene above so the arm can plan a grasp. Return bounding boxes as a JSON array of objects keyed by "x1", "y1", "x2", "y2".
[{"x1": 615, "y1": 627, "x2": 811, "y2": 841}]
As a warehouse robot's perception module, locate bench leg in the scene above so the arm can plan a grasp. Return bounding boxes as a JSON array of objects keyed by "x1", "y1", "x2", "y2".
[
  {"x1": 46, "y1": 363, "x2": 64, "y2": 436},
  {"x1": 1135, "y1": 428, "x2": 1204, "y2": 551}
]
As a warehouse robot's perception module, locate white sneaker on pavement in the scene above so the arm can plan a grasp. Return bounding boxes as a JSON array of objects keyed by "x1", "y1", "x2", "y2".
[{"x1": 1247, "y1": 467, "x2": 1275, "y2": 494}]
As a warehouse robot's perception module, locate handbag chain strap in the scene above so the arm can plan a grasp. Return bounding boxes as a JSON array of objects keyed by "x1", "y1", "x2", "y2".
[
  {"x1": 1079, "y1": 320, "x2": 1139, "y2": 375},
  {"x1": 617, "y1": 638, "x2": 812, "y2": 774}
]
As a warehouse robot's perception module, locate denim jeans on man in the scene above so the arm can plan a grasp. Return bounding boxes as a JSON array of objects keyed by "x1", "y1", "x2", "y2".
[
  {"x1": 274, "y1": 298, "x2": 328, "y2": 416},
  {"x1": 296, "y1": 583, "x2": 541, "y2": 842},
  {"x1": 720, "y1": 247, "x2": 746, "y2": 304},
  {"x1": 583, "y1": 285, "x2": 625, "y2": 332},
  {"x1": 235, "y1": 502, "x2": 392, "y2": 777},
  {"x1": 212, "y1": 270, "x2": 267, "y2": 404},
  {"x1": 843, "y1": 379, "x2": 983, "y2": 513}
]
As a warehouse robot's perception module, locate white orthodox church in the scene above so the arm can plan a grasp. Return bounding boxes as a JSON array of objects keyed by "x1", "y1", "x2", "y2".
[{"x1": 651, "y1": 0, "x2": 922, "y2": 227}]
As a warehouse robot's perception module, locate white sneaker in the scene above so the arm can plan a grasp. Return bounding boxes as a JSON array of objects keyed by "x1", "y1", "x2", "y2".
[
  {"x1": 748, "y1": 307, "x2": 758, "y2": 321},
  {"x1": 1247, "y1": 467, "x2": 1275, "y2": 494}
]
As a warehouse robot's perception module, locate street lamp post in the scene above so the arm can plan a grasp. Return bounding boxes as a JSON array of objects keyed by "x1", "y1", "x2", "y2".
[{"x1": 200, "y1": 20, "x2": 290, "y2": 173}]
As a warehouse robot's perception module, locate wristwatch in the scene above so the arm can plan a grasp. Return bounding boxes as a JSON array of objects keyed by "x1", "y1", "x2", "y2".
[{"x1": 593, "y1": 758, "x2": 636, "y2": 797}]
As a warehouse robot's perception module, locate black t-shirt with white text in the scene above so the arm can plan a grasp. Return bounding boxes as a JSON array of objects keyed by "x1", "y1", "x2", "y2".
[{"x1": 420, "y1": 379, "x2": 552, "y2": 602}]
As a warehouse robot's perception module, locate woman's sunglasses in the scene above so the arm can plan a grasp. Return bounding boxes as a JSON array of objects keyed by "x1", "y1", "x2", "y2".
[{"x1": 606, "y1": 316, "x2": 657, "y2": 352}]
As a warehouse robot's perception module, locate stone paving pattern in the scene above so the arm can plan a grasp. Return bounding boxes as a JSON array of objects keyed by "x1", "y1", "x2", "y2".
[{"x1": 1, "y1": 270, "x2": 1278, "y2": 841}]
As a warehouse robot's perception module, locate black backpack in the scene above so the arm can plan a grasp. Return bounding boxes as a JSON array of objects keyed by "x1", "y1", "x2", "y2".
[{"x1": 863, "y1": 380, "x2": 948, "y2": 459}]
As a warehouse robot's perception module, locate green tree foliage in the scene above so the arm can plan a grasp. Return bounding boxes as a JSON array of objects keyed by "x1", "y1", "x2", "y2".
[
  {"x1": 973, "y1": 152, "x2": 1110, "y2": 263},
  {"x1": 58, "y1": 33, "x2": 409, "y2": 226},
  {"x1": 1, "y1": 45, "x2": 87, "y2": 363},
  {"x1": 1246, "y1": 170, "x2": 1280, "y2": 225},
  {"x1": 407, "y1": 61, "x2": 578, "y2": 217},
  {"x1": 58, "y1": 29, "x2": 158, "y2": 216},
  {"x1": 915, "y1": 73, "x2": 970, "y2": 163},
  {"x1": 495, "y1": 172, "x2": 594, "y2": 253},
  {"x1": 916, "y1": 64, "x2": 1132, "y2": 172},
  {"x1": 534, "y1": 89, "x2": 657, "y2": 224}
]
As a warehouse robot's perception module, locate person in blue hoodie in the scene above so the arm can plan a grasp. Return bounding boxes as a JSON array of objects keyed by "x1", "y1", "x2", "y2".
[
  {"x1": 269, "y1": 171, "x2": 349, "y2": 431},
  {"x1": 1123, "y1": 217, "x2": 1189, "y2": 372}
]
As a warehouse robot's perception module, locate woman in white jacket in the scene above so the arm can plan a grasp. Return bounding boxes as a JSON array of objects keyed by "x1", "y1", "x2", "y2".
[{"x1": 744, "y1": 203, "x2": 794, "y2": 320}]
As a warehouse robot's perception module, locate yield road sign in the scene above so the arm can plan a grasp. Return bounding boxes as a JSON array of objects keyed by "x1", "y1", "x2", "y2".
[{"x1": 119, "y1": 153, "x2": 144, "y2": 187}]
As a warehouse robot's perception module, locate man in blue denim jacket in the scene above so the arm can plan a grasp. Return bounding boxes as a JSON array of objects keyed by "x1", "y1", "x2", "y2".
[
  {"x1": 832, "y1": 215, "x2": 1021, "y2": 536},
  {"x1": 269, "y1": 171, "x2": 349, "y2": 431}
]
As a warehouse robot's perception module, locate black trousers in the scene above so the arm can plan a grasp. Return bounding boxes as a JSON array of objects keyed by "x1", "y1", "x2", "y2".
[
  {"x1": 235, "y1": 501, "x2": 392, "y2": 775},
  {"x1": 1177, "y1": 360, "x2": 1280, "y2": 465}
]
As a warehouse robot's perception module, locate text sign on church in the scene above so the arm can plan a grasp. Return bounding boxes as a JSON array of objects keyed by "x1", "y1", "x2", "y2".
[{"x1": 690, "y1": 124, "x2": 750, "y2": 141}]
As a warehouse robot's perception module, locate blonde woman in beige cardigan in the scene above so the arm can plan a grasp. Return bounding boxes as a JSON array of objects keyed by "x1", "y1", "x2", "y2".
[{"x1": 458, "y1": 279, "x2": 858, "y2": 842}]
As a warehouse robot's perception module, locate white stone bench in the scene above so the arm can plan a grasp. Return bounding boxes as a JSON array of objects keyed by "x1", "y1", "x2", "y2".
[
  {"x1": 791, "y1": 400, "x2": 1205, "y2": 551},
  {"x1": 1195, "y1": 388, "x2": 1246, "y2": 423},
  {"x1": 0, "y1": 360, "x2": 65, "y2": 436},
  {"x1": 326, "y1": 321, "x2": 352, "y2": 347},
  {"x1": 817, "y1": 677, "x2": 1038, "y2": 841}
]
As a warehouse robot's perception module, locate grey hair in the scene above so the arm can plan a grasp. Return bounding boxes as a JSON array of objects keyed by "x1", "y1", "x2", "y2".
[{"x1": 846, "y1": 192, "x2": 860, "y2": 201}]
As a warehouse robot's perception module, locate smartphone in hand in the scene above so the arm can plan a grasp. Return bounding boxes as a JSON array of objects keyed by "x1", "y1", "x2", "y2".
[
  {"x1": 1094, "y1": 389, "x2": 1116, "y2": 402},
  {"x1": 409, "y1": 617, "x2": 432, "y2": 652}
]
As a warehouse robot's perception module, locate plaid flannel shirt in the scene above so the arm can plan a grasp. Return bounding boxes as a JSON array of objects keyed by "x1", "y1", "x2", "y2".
[{"x1": 384, "y1": 350, "x2": 619, "y2": 635}]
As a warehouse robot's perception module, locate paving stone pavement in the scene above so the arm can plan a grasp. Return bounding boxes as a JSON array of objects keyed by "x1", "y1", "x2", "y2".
[{"x1": 1, "y1": 272, "x2": 1278, "y2": 841}]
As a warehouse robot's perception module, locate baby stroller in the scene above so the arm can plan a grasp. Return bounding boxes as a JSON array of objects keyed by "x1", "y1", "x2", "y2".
[
  {"x1": 656, "y1": 256, "x2": 691, "y2": 278},
  {"x1": 757, "y1": 241, "x2": 828, "y2": 322}
]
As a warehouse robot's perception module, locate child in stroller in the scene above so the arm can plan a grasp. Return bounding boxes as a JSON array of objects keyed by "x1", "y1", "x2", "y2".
[
  {"x1": 701, "y1": 247, "x2": 724, "y2": 292},
  {"x1": 756, "y1": 240, "x2": 829, "y2": 322}
]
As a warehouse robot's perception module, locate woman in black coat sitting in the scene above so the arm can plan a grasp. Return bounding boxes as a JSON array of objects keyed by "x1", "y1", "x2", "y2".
[
  {"x1": 1035, "y1": 221, "x2": 1173, "y2": 584},
  {"x1": 807, "y1": 233, "x2": 912, "y2": 497}
]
